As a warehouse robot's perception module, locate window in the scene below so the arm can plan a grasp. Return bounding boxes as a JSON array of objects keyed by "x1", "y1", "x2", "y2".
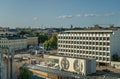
[
  {"x1": 103, "y1": 47, "x2": 106, "y2": 50},
  {"x1": 86, "y1": 46, "x2": 88, "y2": 49},
  {"x1": 103, "y1": 52, "x2": 105, "y2": 55},
  {"x1": 103, "y1": 58, "x2": 105, "y2": 61},
  {"x1": 83, "y1": 37, "x2": 85, "y2": 40},
  {"x1": 99, "y1": 52, "x2": 102, "y2": 55},
  {"x1": 107, "y1": 58, "x2": 109, "y2": 61},
  {"x1": 86, "y1": 42, "x2": 88, "y2": 44},
  {"x1": 96, "y1": 52, "x2": 98, "y2": 55},
  {"x1": 103, "y1": 37, "x2": 106, "y2": 40},
  {"x1": 96, "y1": 42, "x2": 99, "y2": 45},
  {"x1": 107, "y1": 42, "x2": 110, "y2": 45},
  {"x1": 99, "y1": 47, "x2": 102, "y2": 50},
  {"x1": 96, "y1": 47, "x2": 98, "y2": 50},
  {"x1": 86, "y1": 37, "x2": 88, "y2": 40},
  {"x1": 86, "y1": 51, "x2": 88, "y2": 54},
  {"x1": 99, "y1": 57, "x2": 102, "y2": 60},
  {"x1": 89, "y1": 42, "x2": 92, "y2": 45},
  {"x1": 107, "y1": 53, "x2": 109, "y2": 56},
  {"x1": 89, "y1": 37, "x2": 92, "y2": 40},
  {"x1": 96, "y1": 37, "x2": 99, "y2": 40},
  {"x1": 83, "y1": 42, "x2": 85, "y2": 44},
  {"x1": 96, "y1": 57, "x2": 98, "y2": 60},
  {"x1": 103, "y1": 42, "x2": 106, "y2": 45},
  {"x1": 80, "y1": 37, "x2": 82, "y2": 40},
  {"x1": 93, "y1": 37, "x2": 95, "y2": 40},
  {"x1": 100, "y1": 37, "x2": 102, "y2": 40},
  {"x1": 107, "y1": 37, "x2": 109, "y2": 40}
]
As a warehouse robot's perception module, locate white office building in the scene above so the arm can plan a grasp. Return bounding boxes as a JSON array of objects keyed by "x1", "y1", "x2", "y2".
[{"x1": 58, "y1": 29, "x2": 120, "y2": 65}]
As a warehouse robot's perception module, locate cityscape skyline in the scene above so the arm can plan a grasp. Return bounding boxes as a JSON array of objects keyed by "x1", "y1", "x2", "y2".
[{"x1": 0, "y1": 0, "x2": 120, "y2": 28}]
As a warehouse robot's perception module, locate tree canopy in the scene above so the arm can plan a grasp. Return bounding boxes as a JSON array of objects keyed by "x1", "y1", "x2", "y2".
[
  {"x1": 35, "y1": 33, "x2": 48, "y2": 43},
  {"x1": 19, "y1": 68, "x2": 33, "y2": 79},
  {"x1": 111, "y1": 54, "x2": 119, "y2": 61},
  {"x1": 44, "y1": 35, "x2": 57, "y2": 50},
  {"x1": 19, "y1": 30, "x2": 31, "y2": 35}
]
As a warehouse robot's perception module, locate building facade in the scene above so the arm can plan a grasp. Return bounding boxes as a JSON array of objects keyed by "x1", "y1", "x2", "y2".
[
  {"x1": 26, "y1": 36, "x2": 38, "y2": 46},
  {"x1": 0, "y1": 36, "x2": 27, "y2": 51},
  {"x1": 58, "y1": 29, "x2": 120, "y2": 65}
]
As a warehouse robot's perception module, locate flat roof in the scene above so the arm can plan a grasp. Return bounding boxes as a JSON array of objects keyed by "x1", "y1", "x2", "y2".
[
  {"x1": 24, "y1": 65, "x2": 81, "y2": 77},
  {"x1": 44, "y1": 54, "x2": 95, "y2": 61},
  {"x1": 64, "y1": 30, "x2": 113, "y2": 33}
]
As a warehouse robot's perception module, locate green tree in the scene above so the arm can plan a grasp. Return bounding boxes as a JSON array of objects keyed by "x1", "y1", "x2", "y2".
[
  {"x1": 44, "y1": 35, "x2": 57, "y2": 50},
  {"x1": 49, "y1": 35, "x2": 57, "y2": 48},
  {"x1": 19, "y1": 68, "x2": 33, "y2": 79},
  {"x1": 34, "y1": 33, "x2": 48, "y2": 43},
  {"x1": 111, "y1": 54, "x2": 119, "y2": 61},
  {"x1": 19, "y1": 30, "x2": 30, "y2": 35},
  {"x1": 44, "y1": 40, "x2": 50, "y2": 49}
]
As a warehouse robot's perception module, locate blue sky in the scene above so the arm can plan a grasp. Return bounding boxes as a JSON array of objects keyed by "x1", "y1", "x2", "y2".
[{"x1": 0, "y1": 0, "x2": 120, "y2": 28}]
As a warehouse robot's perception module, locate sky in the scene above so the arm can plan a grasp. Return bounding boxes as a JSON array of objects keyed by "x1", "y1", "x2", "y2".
[{"x1": 0, "y1": 0, "x2": 120, "y2": 28}]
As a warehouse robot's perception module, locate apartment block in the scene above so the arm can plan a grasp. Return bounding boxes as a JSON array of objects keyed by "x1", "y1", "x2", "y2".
[
  {"x1": 58, "y1": 29, "x2": 120, "y2": 65},
  {"x1": 0, "y1": 36, "x2": 27, "y2": 51}
]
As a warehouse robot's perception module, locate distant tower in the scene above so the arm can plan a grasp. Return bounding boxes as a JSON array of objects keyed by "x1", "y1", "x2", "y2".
[{"x1": 71, "y1": 24, "x2": 73, "y2": 29}]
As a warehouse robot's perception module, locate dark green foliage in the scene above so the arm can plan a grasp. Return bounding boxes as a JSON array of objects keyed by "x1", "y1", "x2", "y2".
[
  {"x1": 19, "y1": 30, "x2": 30, "y2": 35},
  {"x1": 111, "y1": 54, "x2": 119, "y2": 61},
  {"x1": 38, "y1": 34, "x2": 48, "y2": 43},
  {"x1": 19, "y1": 68, "x2": 33, "y2": 79}
]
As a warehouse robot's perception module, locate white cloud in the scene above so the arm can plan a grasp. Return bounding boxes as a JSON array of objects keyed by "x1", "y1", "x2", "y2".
[
  {"x1": 33, "y1": 17, "x2": 38, "y2": 21},
  {"x1": 57, "y1": 15, "x2": 74, "y2": 19},
  {"x1": 57, "y1": 12, "x2": 119, "y2": 19},
  {"x1": 84, "y1": 14, "x2": 98, "y2": 17},
  {"x1": 76, "y1": 14, "x2": 82, "y2": 17}
]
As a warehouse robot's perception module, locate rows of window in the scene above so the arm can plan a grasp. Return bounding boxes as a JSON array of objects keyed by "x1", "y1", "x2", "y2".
[
  {"x1": 58, "y1": 45, "x2": 110, "y2": 51},
  {"x1": 59, "y1": 53, "x2": 110, "y2": 61},
  {"x1": 58, "y1": 41, "x2": 110, "y2": 46},
  {"x1": 58, "y1": 49, "x2": 110, "y2": 56},
  {"x1": 58, "y1": 36, "x2": 110, "y2": 41}
]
